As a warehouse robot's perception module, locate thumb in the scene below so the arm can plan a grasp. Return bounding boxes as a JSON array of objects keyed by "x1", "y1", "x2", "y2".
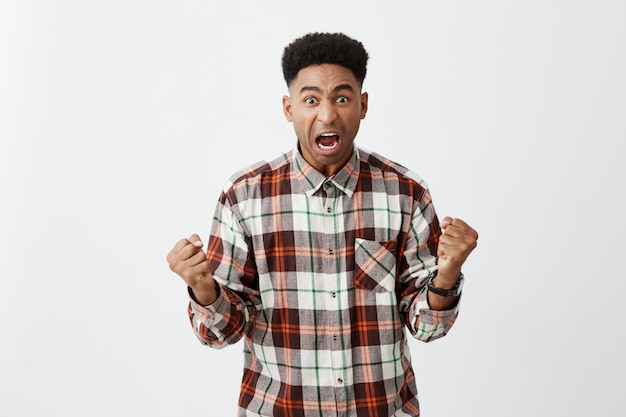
[{"x1": 188, "y1": 233, "x2": 204, "y2": 248}]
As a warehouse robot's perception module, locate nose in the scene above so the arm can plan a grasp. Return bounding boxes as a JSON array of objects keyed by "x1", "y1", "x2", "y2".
[{"x1": 316, "y1": 100, "x2": 338, "y2": 124}]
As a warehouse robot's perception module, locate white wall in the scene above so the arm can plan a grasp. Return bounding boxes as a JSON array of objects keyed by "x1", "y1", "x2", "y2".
[{"x1": 1, "y1": 1, "x2": 624, "y2": 415}]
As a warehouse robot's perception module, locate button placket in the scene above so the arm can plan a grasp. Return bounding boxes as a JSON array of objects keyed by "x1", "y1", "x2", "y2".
[{"x1": 322, "y1": 180, "x2": 344, "y2": 392}]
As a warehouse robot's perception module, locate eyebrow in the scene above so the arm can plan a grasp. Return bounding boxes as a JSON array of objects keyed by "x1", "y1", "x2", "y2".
[{"x1": 300, "y1": 84, "x2": 355, "y2": 94}]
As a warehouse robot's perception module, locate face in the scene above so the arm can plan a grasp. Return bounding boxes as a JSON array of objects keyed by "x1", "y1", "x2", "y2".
[{"x1": 283, "y1": 64, "x2": 368, "y2": 177}]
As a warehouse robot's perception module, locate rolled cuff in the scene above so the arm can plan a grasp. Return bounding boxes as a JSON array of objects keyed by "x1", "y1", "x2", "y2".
[
  {"x1": 407, "y1": 286, "x2": 461, "y2": 342},
  {"x1": 187, "y1": 285, "x2": 228, "y2": 342}
]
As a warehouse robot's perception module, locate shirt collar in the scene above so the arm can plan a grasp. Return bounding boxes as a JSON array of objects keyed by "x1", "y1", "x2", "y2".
[{"x1": 291, "y1": 145, "x2": 360, "y2": 198}]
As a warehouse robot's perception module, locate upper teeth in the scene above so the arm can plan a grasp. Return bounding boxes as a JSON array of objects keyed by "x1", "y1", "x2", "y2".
[{"x1": 320, "y1": 133, "x2": 335, "y2": 137}]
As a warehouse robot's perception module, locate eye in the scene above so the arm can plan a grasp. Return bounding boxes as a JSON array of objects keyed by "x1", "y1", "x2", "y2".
[
  {"x1": 305, "y1": 97, "x2": 317, "y2": 105},
  {"x1": 336, "y1": 96, "x2": 349, "y2": 104}
]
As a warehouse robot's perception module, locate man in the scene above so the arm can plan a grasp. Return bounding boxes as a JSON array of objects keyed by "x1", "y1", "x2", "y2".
[{"x1": 167, "y1": 32, "x2": 478, "y2": 417}]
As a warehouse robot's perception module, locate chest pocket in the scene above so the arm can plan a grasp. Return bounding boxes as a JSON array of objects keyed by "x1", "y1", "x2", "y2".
[{"x1": 354, "y1": 238, "x2": 398, "y2": 293}]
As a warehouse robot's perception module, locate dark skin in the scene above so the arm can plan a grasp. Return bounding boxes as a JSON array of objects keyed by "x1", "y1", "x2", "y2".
[
  {"x1": 166, "y1": 63, "x2": 479, "y2": 318},
  {"x1": 166, "y1": 217, "x2": 479, "y2": 311},
  {"x1": 428, "y1": 216, "x2": 478, "y2": 310},
  {"x1": 167, "y1": 234, "x2": 217, "y2": 305}
]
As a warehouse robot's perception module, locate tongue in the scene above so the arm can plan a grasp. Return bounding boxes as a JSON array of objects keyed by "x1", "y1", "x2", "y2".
[{"x1": 319, "y1": 135, "x2": 337, "y2": 146}]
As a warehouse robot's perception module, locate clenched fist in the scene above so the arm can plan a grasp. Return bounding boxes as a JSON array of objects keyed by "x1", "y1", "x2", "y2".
[
  {"x1": 166, "y1": 234, "x2": 218, "y2": 305},
  {"x1": 436, "y1": 217, "x2": 479, "y2": 285}
]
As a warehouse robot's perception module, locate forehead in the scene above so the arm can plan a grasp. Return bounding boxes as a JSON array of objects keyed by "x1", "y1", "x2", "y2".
[{"x1": 290, "y1": 64, "x2": 360, "y2": 93}]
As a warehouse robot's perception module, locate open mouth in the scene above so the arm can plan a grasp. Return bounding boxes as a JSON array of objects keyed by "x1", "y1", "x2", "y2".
[{"x1": 316, "y1": 133, "x2": 340, "y2": 150}]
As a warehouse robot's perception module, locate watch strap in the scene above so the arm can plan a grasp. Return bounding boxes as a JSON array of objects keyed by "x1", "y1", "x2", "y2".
[{"x1": 427, "y1": 272, "x2": 464, "y2": 297}]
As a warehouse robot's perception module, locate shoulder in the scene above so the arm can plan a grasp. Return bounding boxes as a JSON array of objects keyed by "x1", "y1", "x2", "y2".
[
  {"x1": 357, "y1": 147, "x2": 429, "y2": 190},
  {"x1": 222, "y1": 151, "x2": 293, "y2": 191}
]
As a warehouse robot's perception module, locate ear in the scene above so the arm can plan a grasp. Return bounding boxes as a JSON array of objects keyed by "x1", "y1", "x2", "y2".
[
  {"x1": 360, "y1": 92, "x2": 369, "y2": 119},
  {"x1": 282, "y1": 95, "x2": 293, "y2": 122}
]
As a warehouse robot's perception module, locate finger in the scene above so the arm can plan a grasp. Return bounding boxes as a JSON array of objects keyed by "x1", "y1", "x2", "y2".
[
  {"x1": 448, "y1": 219, "x2": 479, "y2": 238},
  {"x1": 169, "y1": 248, "x2": 208, "y2": 276},
  {"x1": 439, "y1": 229, "x2": 478, "y2": 249},
  {"x1": 440, "y1": 218, "x2": 479, "y2": 241},
  {"x1": 167, "y1": 238, "x2": 193, "y2": 266},
  {"x1": 188, "y1": 248, "x2": 209, "y2": 267},
  {"x1": 437, "y1": 237, "x2": 477, "y2": 264},
  {"x1": 439, "y1": 224, "x2": 467, "y2": 240},
  {"x1": 170, "y1": 237, "x2": 194, "y2": 254},
  {"x1": 440, "y1": 216, "x2": 453, "y2": 230},
  {"x1": 191, "y1": 258, "x2": 211, "y2": 275},
  {"x1": 167, "y1": 238, "x2": 205, "y2": 269},
  {"x1": 174, "y1": 242, "x2": 206, "y2": 267},
  {"x1": 188, "y1": 234, "x2": 204, "y2": 248}
]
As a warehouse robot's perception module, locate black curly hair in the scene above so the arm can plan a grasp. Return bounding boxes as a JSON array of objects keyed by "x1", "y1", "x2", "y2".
[{"x1": 281, "y1": 32, "x2": 369, "y2": 88}]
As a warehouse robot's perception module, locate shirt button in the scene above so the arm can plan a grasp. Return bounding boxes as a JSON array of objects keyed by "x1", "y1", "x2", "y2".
[
  {"x1": 327, "y1": 207, "x2": 332, "y2": 213},
  {"x1": 329, "y1": 248, "x2": 333, "y2": 255},
  {"x1": 331, "y1": 292, "x2": 336, "y2": 298},
  {"x1": 337, "y1": 378, "x2": 343, "y2": 384},
  {"x1": 333, "y1": 334, "x2": 338, "y2": 341}
]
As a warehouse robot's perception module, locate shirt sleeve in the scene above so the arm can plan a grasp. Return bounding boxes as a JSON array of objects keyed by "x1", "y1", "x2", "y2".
[
  {"x1": 187, "y1": 284, "x2": 256, "y2": 348},
  {"x1": 406, "y1": 285, "x2": 461, "y2": 342},
  {"x1": 187, "y1": 190, "x2": 261, "y2": 348},
  {"x1": 397, "y1": 186, "x2": 461, "y2": 343}
]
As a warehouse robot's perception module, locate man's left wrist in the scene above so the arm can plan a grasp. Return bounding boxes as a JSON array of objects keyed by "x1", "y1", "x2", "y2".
[{"x1": 427, "y1": 272, "x2": 464, "y2": 297}]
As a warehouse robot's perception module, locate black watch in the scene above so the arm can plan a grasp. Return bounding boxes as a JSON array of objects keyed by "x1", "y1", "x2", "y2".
[{"x1": 427, "y1": 272, "x2": 464, "y2": 297}]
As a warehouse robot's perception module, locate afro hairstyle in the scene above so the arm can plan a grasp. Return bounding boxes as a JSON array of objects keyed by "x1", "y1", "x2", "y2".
[{"x1": 281, "y1": 32, "x2": 369, "y2": 88}]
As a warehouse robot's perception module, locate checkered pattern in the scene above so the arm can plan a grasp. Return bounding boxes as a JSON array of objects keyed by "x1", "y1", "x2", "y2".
[{"x1": 188, "y1": 147, "x2": 460, "y2": 417}]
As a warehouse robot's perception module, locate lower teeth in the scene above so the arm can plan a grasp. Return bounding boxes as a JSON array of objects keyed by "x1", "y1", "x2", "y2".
[{"x1": 318, "y1": 141, "x2": 338, "y2": 150}]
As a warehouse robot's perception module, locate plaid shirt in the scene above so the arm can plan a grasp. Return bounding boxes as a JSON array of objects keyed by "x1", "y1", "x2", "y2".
[{"x1": 188, "y1": 146, "x2": 460, "y2": 417}]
